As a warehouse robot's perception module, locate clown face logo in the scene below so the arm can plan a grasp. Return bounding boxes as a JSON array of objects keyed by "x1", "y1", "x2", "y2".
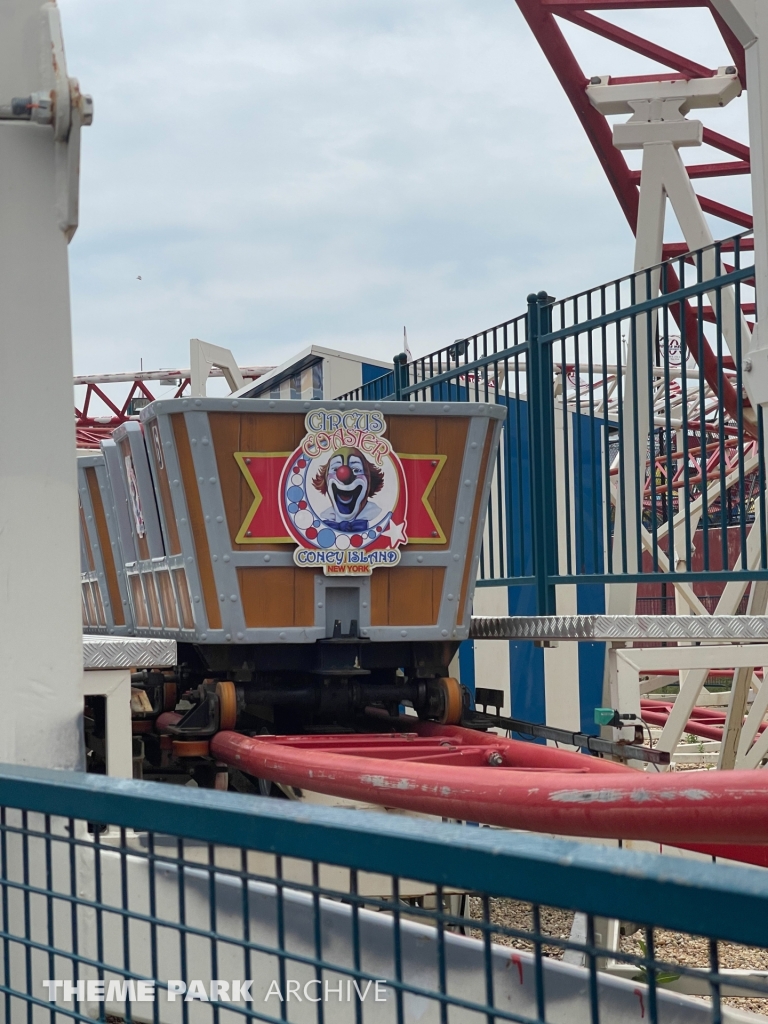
[
  {"x1": 314, "y1": 447, "x2": 384, "y2": 529},
  {"x1": 280, "y1": 409, "x2": 408, "y2": 575}
]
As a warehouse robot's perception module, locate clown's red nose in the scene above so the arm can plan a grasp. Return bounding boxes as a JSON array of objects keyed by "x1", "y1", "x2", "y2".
[{"x1": 335, "y1": 465, "x2": 354, "y2": 484}]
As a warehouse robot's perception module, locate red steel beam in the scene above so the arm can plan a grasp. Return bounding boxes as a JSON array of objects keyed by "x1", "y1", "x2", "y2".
[
  {"x1": 542, "y1": 2, "x2": 709, "y2": 8},
  {"x1": 515, "y1": 0, "x2": 750, "y2": 429},
  {"x1": 697, "y1": 194, "x2": 754, "y2": 229},
  {"x1": 629, "y1": 161, "x2": 750, "y2": 183},
  {"x1": 211, "y1": 723, "x2": 768, "y2": 846},
  {"x1": 556, "y1": 9, "x2": 714, "y2": 79},
  {"x1": 702, "y1": 128, "x2": 750, "y2": 162}
]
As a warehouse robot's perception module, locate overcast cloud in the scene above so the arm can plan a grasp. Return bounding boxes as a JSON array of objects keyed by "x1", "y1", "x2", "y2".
[{"x1": 59, "y1": 0, "x2": 752, "y2": 376}]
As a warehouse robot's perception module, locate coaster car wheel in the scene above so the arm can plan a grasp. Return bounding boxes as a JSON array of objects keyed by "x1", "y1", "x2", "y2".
[{"x1": 434, "y1": 676, "x2": 463, "y2": 725}]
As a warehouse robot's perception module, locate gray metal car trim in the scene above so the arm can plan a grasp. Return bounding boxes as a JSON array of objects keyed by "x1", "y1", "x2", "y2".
[
  {"x1": 470, "y1": 615, "x2": 768, "y2": 642},
  {"x1": 141, "y1": 397, "x2": 508, "y2": 421},
  {"x1": 83, "y1": 636, "x2": 177, "y2": 669},
  {"x1": 186, "y1": 410, "x2": 250, "y2": 642}
]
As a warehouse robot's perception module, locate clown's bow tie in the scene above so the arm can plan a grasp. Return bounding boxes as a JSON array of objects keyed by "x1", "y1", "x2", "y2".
[{"x1": 325, "y1": 519, "x2": 369, "y2": 532}]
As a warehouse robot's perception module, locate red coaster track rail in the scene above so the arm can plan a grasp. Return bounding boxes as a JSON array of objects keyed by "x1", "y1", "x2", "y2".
[{"x1": 210, "y1": 722, "x2": 768, "y2": 864}]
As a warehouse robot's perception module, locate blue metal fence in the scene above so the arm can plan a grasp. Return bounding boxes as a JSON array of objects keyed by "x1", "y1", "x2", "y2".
[
  {"x1": 339, "y1": 234, "x2": 762, "y2": 614},
  {"x1": 1, "y1": 764, "x2": 768, "y2": 1023}
]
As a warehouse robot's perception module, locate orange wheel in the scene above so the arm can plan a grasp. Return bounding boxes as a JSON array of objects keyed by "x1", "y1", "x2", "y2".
[
  {"x1": 436, "y1": 677, "x2": 463, "y2": 725},
  {"x1": 216, "y1": 681, "x2": 238, "y2": 730},
  {"x1": 173, "y1": 739, "x2": 210, "y2": 757},
  {"x1": 163, "y1": 682, "x2": 178, "y2": 712}
]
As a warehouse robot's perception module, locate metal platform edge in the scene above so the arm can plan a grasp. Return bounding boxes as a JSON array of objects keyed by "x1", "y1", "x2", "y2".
[
  {"x1": 470, "y1": 615, "x2": 768, "y2": 642},
  {"x1": 83, "y1": 636, "x2": 177, "y2": 670}
]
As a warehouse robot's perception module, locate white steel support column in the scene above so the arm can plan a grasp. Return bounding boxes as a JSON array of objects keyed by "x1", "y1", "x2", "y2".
[
  {"x1": 588, "y1": 71, "x2": 743, "y2": 620},
  {"x1": 712, "y1": 2, "x2": 768, "y2": 332},
  {"x1": 0, "y1": 1, "x2": 90, "y2": 769}
]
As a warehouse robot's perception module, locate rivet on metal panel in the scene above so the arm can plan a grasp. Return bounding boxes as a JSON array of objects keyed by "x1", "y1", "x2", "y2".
[
  {"x1": 401, "y1": 630, "x2": 408, "y2": 637},
  {"x1": 417, "y1": 555, "x2": 424, "y2": 562},
  {"x1": 459, "y1": 516, "x2": 466, "y2": 524},
  {"x1": 269, "y1": 401, "x2": 275, "y2": 408},
  {"x1": 443, "y1": 405, "x2": 450, "y2": 411},
  {"x1": 230, "y1": 595, "x2": 237, "y2": 602},
  {"x1": 213, "y1": 554, "x2": 218, "y2": 561},
  {"x1": 317, "y1": 602, "x2": 323, "y2": 608},
  {"x1": 223, "y1": 555, "x2": 230, "y2": 563},
  {"x1": 236, "y1": 631, "x2": 244, "y2": 639},
  {"x1": 374, "y1": 404, "x2": 380, "y2": 409},
  {"x1": 246, "y1": 530, "x2": 252, "y2": 537},
  {"x1": 442, "y1": 630, "x2": 448, "y2": 637},
  {"x1": 205, "y1": 515, "x2": 210, "y2": 523},
  {"x1": 409, "y1": 404, "x2": 416, "y2": 411},
  {"x1": 279, "y1": 632, "x2": 286, "y2": 640},
  {"x1": 304, "y1": 402, "x2": 311, "y2": 409},
  {"x1": 231, "y1": 401, "x2": 238, "y2": 408},
  {"x1": 219, "y1": 594, "x2": 225, "y2": 602},
  {"x1": 195, "y1": 399, "x2": 202, "y2": 407},
  {"x1": 464, "y1": 479, "x2": 471, "y2": 486},
  {"x1": 198, "y1": 476, "x2": 204, "y2": 484},
  {"x1": 453, "y1": 554, "x2": 460, "y2": 561},
  {"x1": 202, "y1": 437, "x2": 209, "y2": 445},
  {"x1": 447, "y1": 594, "x2": 454, "y2": 601},
  {"x1": 210, "y1": 477, "x2": 217, "y2": 484},
  {"x1": 173, "y1": 480, "x2": 179, "y2": 486},
  {"x1": 194, "y1": 596, "x2": 200, "y2": 602},
  {"x1": 471, "y1": 442, "x2": 478, "y2": 449},
  {"x1": 225, "y1": 634, "x2": 231, "y2": 641},
  {"x1": 201, "y1": 632, "x2": 207, "y2": 639},
  {"x1": 245, "y1": 458, "x2": 251, "y2": 464},
  {"x1": 362, "y1": 601, "x2": 368, "y2": 608},
  {"x1": 216, "y1": 516, "x2": 223, "y2": 523},
  {"x1": 264, "y1": 554, "x2": 271, "y2": 562}
]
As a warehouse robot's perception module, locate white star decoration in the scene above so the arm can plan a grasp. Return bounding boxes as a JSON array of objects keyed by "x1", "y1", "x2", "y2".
[{"x1": 382, "y1": 519, "x2": 407, "y2": 545}]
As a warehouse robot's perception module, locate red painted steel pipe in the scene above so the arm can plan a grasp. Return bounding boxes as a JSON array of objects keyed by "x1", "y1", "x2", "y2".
[
  {"x1": 641, "y1": 699, "x2": 768, "y2": 743},
  {"x1": 210, "y1": 724, "x2": 768, "y2": 846},
  {"x1": 641, "y1": 710, "x2": 724, "y2": 742}
]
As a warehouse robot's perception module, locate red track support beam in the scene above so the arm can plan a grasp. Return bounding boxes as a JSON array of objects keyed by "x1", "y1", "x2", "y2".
[
  {"x1": 210, "y1": 723, "x2": 768, "y2": 846},
  {"x1": 557, "y1": 9, "x2": 714, "y2": 79}
]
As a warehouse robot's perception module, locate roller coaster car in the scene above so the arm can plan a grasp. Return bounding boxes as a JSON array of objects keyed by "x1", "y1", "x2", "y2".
[{"x1": 78, "y1": 399, "x2": 504, "y2": 742}]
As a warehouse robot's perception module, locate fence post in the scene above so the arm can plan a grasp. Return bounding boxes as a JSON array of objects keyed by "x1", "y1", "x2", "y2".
[
  {"x1": 393, "y1": 352, "x2": 408, "y2": 400},
  {"x1": 527, "y1": 291, "x2": 558, "y2": 615}
]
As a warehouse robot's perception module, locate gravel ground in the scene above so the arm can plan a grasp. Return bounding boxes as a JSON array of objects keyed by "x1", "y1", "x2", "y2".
[
  {"x1": 466, "y1": 896, "x2": 573, "y2": 959},
  {"x1": 466, "y1": 898, "x2": 768, "y2": 1016}
]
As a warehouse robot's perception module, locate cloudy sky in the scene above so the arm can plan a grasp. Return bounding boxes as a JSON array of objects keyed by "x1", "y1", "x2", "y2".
[{"x1": 59, "y1": 0, "x2": 752, "y2": 377}]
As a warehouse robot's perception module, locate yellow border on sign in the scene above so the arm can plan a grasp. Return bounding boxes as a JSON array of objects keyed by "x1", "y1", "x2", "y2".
[
  {"x1": 398, "y1": 453, "x2": 447, "y2": 544},
  {"x1": 234, "y1": 451, "x2": 295, "y2": 544}
]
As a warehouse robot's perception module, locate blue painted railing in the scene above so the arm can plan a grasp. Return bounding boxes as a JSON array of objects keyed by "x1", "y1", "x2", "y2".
[{"x1": 0, "y1": 764, "x2": 767, "y2": 1022}]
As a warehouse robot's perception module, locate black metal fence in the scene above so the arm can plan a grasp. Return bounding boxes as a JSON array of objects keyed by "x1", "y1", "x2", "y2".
[{"x1": 339, "y1": 234, "x2": 763, "y2": 613}]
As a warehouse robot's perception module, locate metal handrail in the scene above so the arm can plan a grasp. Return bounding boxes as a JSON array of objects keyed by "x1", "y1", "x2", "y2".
[{"x1": 2, "y1": 763, "x2": 768, "y2": 947}]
